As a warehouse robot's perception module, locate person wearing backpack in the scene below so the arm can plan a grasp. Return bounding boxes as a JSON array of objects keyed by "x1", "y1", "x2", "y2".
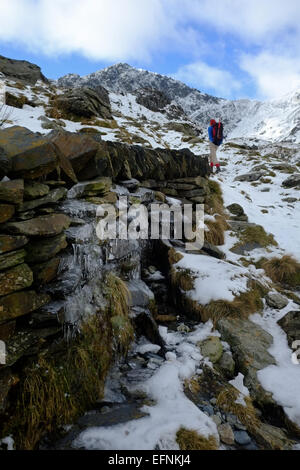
[{"x1": 208, "y1": 119, "x2": 223, "y2": 174}]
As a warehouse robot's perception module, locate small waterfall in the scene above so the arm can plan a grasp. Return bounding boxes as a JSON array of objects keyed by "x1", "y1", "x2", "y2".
[{"x1": 48, "y1": 186, "x2": 147, "y2": 335}]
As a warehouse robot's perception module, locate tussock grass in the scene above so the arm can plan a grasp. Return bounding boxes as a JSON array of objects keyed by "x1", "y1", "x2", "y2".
[
  {"x1": 205, "y1": 216, "x2": 229, "y2": 246},
  {"x1": 171, "y1": 267, "x2": 195, "y2": 292},
  {"x1": 216, "y1": 386, "x2": 260, "y2": 435},
  {"x1": 262, "y1": 255, "x2": 300, "y2": 288},
  {"x1": 176, "y1": 428, "x2": 218, "y2": 450},
  {"x1": 168, "y1": 248, "x2": 184, "y2": 265},
  {"x1": 178, "y1": 280, "x2": 266, "y2": 324},
  {"x1": 204, "y1": 180, "x2": 229, "y2": 246},
  {"x1": 232, "y1": 224, "x2": 278, "y2": 251}
]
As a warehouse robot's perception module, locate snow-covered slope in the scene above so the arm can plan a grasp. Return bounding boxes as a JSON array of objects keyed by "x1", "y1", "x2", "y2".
[{"x1": 58, "y1": 63, "x2": 300, "y2": 143}]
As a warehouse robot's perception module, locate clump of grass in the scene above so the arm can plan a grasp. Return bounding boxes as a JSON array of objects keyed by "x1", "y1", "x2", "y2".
[
  {"x1": 216, "y1": 386, "x2": 260, "y2": 435},
  {"x1": 205, "y1": 216, "x2": 229, "y2": 246},
  {"x1": 187, "y1": 280, "x2": 265, "y2": 324},
  {"x1": 204, "y1": 181, "x2": 229, "y2": 245},
  {"x1": 96, "y1": 119, "x2": 119, "y2": 129},
  {"x1": 172, "y1": 268, "x2": 195, "y2": 292},
  {"x1": 262, "y1": 255, "x2": 300, "y2": 288},
  {"x1": 168, "y1": 248, "x2": 184, "y2": 265},
  {"x1": 232, "y1": 224, "x2": 277, "y2": 251},
  {"x1": 176, "y1": 428, "x2": 218, "y2": 450},
  {"x1": 104, "y1": 273, "x2": 134, "y2": 355}
]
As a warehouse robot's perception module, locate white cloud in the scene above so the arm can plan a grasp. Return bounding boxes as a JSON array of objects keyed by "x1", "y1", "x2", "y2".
[
  {"x1": 1, "y1": 0, "x2": 300, "y2": 100},
  {"x1": 0, "y1": 0, "x2": 182, "y2": 61},
  {"x1": 174, "y1": 61, "x2": 241, "y2": 98},
  {"x1": 240, "y1": 52, "x2": 300, "y2": 100},
  {"x1": 183, "y1": 0, "x2": 300, "y2": 44}
]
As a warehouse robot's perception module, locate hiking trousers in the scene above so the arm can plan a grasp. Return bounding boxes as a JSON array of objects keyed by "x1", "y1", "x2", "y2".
[{"x1": 209, "y1": 142, "x2": 219, "y2": 165}]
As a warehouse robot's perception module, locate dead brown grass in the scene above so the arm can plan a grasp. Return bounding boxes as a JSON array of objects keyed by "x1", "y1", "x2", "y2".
[
  {"x1": 262, "y1": 255, "x2": 300, "y2": 288},
  {"x1": 176, "y1": 428, "x2": 219, "y2": 450}
]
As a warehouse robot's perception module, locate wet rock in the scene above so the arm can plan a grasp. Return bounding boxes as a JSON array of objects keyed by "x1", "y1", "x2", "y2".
[
  {"x1": 5, "y1": 326, "x2": 61, "y2": 367},
  {"x1": 234, "y1": 171, "x2": 264, "y2": 182},
  {"x1": 0, "y1": 179, "x2": 24, "y2": 204},
  {"x1": 31, "y1": 257, "x2": 61, "y2": 285},
  {"x1": 218, "y1": 423, "x2": 235, "y2": 445},
  {"x1": 234, "y1": 430, "x2": 251, "y2": 446},
  {"x1": 4, "y1": 213, "x2": 71, "y2": 237},
  {"x1": 25, "y1": 233, "x2": 67, "y2": 263},
  {"x1": 24, "y1": 181, "x2": 50, "y2": 200},
  {"x1": 0, "y1": 235, "x2": 28, "y2": 254},
  {"x1": 127, "y1": 280, "x2": 154, "y2": 308},
  {"x1": 0, "y1": 368, "x2": 19, "y2": 413},
  {"x1": 18, "y1": 187, "x2": 68, "y2": 212},
  {"x1": 217, "y1": 352, "x2": 236, "y2": 379},
  {"x1": 282, "y1": 174, "x2": 300, "y2": 188},
  {"x1": 0, "y1": 204, "x2": 15, "y2": 223},
  {"x1": 0, "y1": 54, "x2": 47, "y2": 84},
  {"x1": 265, "y1": 292, "x2": 289, "y2": 310},
  {"x1": 132, "y1": 308, "x2": 165, "y2": 351},
  {"x1": 0, "y1": 147, "x2": 11, "y2": 179},
  {"x1": 0, "y1": 321, "x2": 16, "y2": 341},
  {"x1": 0, "y1": 290, "x2": 50, "y2": 323},
  {"x1": 120, "y1": 179, "x2": 140, "y2": 192},
  {"x1": 199, "y1": 336, "x2": 223, "y2": 363},
  {"x1": 0, "y1": 263, "x2": 33, "y2": 296},
  {"x1": 278, "y1": 311, "x2": 300, "y2": 348}
]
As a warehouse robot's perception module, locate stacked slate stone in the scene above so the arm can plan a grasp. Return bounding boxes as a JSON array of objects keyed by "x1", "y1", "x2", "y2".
[{"x1": 0, "y1": 124, "x2": 209, "y2": 422}]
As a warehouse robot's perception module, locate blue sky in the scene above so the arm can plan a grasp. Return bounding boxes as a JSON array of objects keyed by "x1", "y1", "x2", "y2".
[{"x1": 1, "y1": 0, "x2": 300, "y2": 101}]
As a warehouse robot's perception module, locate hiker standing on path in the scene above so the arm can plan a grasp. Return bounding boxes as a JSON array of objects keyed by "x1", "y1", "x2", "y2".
[{"x1": 208, "y1": 119, "x2": 223, "y2": 174}]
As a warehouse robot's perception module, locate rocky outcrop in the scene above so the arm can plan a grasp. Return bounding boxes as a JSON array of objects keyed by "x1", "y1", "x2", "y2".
[
  {"x1": 216, "y1": 317, "x2": 276, "y2": 407},
  {"x1": 0, "y1": 54, "x2": 47, "y2": 85},
  {"x1": 136, "y1": 88, "x2": 171, "y2": 112},
  {"x1": 278, "y1": 311, "x2": 300, "y2": 348},
  {"x1": 282, "y1": 174, "x2": 300, "y2": 188},
  {"x1": 53, "y1": 86, "x2": 112, "y2": 120}
]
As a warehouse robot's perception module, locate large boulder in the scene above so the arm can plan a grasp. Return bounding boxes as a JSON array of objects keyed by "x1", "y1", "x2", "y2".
[
  {"x1": 278, "y1": 311, "x2": 300, "y2": 348},
  {"x1": 0, "y1": 127, "x2": 76, "y2": 181},
  {"x1": 282, "y1": 174, "x2": 300, "y2": 188},
  {"x1": 0, "y1": 54, "x2": 47, "y2": 84},
  {"x1": 49, "y1": 131, "x2": 99, "y2": 174},
  {"x1": 216, "y1": 317, "x2": 276, "y2": 406},
  {"x1": 4, "y1": 214, "x2": 70, "y2": 237},
  {"x1": 53, "y1": 86, "x2": 112, "y2": 119}
]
